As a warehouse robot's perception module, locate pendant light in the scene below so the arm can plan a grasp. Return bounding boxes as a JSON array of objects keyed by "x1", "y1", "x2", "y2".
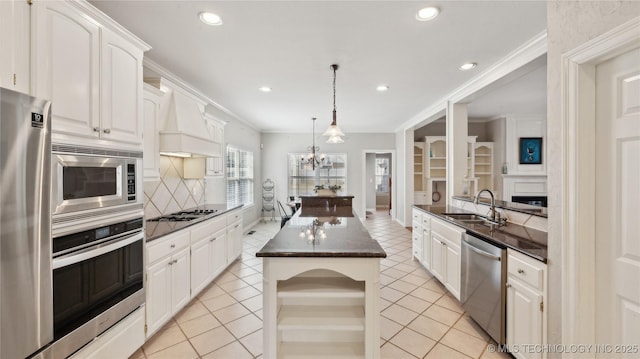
[
  {"x1": 323, "y1": 64, "x2": 345, "y2": 143},
  {"x1": 300, "y1": 117, "x2": 326, "y2": 170}
]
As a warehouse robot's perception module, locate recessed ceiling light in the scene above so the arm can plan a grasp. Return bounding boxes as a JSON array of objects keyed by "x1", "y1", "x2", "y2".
[
  {"x1": 416, "y1": 7, "x2": 439, "y2": 21},
  {"x1": 376, "y1": 85, "x2": 389, "y2": 92},
  {"x1": 258, "y1": 86, "x2": 272, "y2": 92},
  {"x1": 459, "y1": 62, "x2": 477, "y2": 71},
  {"x1": 199, "y1": 12, "x2": 222, "y2": 26}
]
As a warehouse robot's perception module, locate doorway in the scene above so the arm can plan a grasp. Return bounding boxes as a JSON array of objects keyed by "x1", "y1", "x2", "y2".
[{"x1": 362, "y1": 150, "x2": 395, "y2": 220}]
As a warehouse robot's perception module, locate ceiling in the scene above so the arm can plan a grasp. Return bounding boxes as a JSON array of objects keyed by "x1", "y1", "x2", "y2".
[{"x1": 90, "y1": 1, "x2": 546, "y2": 133}]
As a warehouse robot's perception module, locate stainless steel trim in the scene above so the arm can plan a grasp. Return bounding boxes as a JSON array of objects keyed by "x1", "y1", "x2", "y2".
[
  {"x1": 52, "y1": 232, "x2": 143, "y2": 269},
  {"x1": 52, "y1": 144, "x2": 143, "y2": 158},
  {"x1": 462, "y1": 238, "x2": 502, "y2": 261},
  {"x1": 53, "y1": 227, "x2": 143, "y2": 257},
  {"x1": 52, "y1": 203, "x2": 143, "y2": 225}
]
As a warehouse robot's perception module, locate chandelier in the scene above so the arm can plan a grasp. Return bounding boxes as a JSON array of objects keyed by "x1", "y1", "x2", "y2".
[
  {"x1": 300, "y1": 117, "x2": 326, "y2": 170},
  {"x1": 323, "y1": 64, "x2": 345, "y2": 143}
]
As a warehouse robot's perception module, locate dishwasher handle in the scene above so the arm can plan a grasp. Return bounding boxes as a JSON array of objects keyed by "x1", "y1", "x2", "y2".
[{"x1": 463, "y1": 237, "x2": 502, "y2": 261}]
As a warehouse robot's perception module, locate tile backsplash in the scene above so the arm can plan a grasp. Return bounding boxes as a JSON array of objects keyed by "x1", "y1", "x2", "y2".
[{"x1": 143, "y1": 156, "x2": 205, "y2": 219}]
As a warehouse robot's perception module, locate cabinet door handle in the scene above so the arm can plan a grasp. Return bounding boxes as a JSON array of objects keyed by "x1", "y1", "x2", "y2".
[
  {"x1": 210, "y1": 237, "x2": 216, "y2": 242},
  {"x1": 506, "y1": 283, "x2": 511, "y2": 288},
  {"x1": 93, "y1": 127, "x2": 100, "y2": 132},
  {"x1": 170, "y1": 244, "x2": 176, "y2": 248},
  {"x1": 442, "y1": 242, "x2": 447, "y2": 247},
  {"x1": 234, "y1": 224, "x2": 239, "y2": 228},
  {"x1": 103, "y1": 128, "x2": 111, "y2": 134},
  {"x1": 168, "y1": 261, "x2": 173, "y2": 266},
  {"x1": 517, "y1": 268, "x2": 525, "y2": 274},
  {"x1": 173, "y1": 259, "x2": 178, "y2": 264}
]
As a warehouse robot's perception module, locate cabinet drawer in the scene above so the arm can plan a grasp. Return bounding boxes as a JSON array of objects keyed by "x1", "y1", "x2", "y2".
[
  {"x1": 507, "y1": 250, "x2": 544, "y2": 290},
  {"x1": 421, "y1": 214, "x2": 431, "y2": 229},
  {"x1": 147, "y1": 230, "x2": 190, "y2": 264},
  {"x1": 226, "y1": 210, "x2": 242, "y2": 225},
  {"x1": 190, "y1": 216, "x2": 226, "y2": 243},
  {"x1": 431, "y1": 218, "x2": 464, "y2": 247},
  {"x1": 412, "y1": 209, "x2": 422, "y2": 222},
  {"x1": 412, "y1": 221, "x2": 421, "y2": 233}
]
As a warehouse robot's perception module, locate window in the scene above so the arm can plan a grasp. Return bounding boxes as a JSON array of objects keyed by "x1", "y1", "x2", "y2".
[
  {"x1": 287, "y1": 153, "x2": 347, "y2": 197},
  {"x1": 375, "y1": 157, "x2": 390, "y2": 193},
  {"x1": 227, "y1": 146, "x2": 253, "y2": 207}
]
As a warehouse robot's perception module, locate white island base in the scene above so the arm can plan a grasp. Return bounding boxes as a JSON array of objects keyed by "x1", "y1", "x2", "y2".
[{"x1": 262, "y1": 257, "x2": 381, "y2": 359}]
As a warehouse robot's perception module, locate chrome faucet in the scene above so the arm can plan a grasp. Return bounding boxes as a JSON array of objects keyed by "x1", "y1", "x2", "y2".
[{"x1": 474, "y1": 189, "x2": 505, "y2": 225}]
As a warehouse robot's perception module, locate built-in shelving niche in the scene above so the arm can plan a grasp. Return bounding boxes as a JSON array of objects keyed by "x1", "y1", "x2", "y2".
[{"x1": 276, "y1": 269, "x2": 365, "y2": 358}]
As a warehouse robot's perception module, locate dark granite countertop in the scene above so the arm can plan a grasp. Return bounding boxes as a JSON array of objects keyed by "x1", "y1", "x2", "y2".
[
  {"x1": 256, "y1": 207, "x2": 386, "y2": 258},
  {"x1": 145, "y1": 204, "x2": 243, "y2": 242},
  {"x1": 413, "y1": 205, "x2": 548, "y2": 263},
  {"x1": 452, "y1": 195, "x2": 548, "y2": 218}
]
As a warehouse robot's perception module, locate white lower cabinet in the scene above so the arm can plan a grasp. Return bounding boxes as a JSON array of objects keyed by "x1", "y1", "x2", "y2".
[
  {"x1": 506, "y1": 249, "x2": 547, "y2": 359},
  {"x1": 429, "y1": 217, "x2": 463, "y2": 300},
  {"x1": 412, "y1": 220, "x2": 422, "y2": 260},
  {"x1": 190, "y1": 216, "x2": 227, "y2": 297},
  {"x1": 226, "y1": 210, "x2": 243, "y2": 263},
  {"x1": 413, "y1": 207, "x2": 463, "y2": 300},
  {"x1": 145, "y1": 210, "x2": 243, "y2": 338},
  {"x1": 412, "y1": 209, "x2": 432, "y2": 269},
  {"x1": 145, "y1": 230, "x2": 190, "y2": 337}
]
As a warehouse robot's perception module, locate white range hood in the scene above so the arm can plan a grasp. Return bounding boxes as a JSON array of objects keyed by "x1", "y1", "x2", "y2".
[{"x1": 157, "y1": 80, "x2": 222, "y2": 158}]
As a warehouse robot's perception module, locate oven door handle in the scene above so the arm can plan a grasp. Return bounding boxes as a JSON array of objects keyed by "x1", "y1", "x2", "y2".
[
  {"x1": 463, "y1": 238, "x2": 502, "y2": 262},
  {"x1": 52, "y1": 232, "x2": 143, "y2": 269}
]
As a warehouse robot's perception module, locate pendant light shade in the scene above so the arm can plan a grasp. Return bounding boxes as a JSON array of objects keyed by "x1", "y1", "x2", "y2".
[
  {"x1": 323, "y1": 64, "x2": 345, "y2": 142},
  {"x1": 326, "y1": 134, "x2": 344, "y2": 144}
]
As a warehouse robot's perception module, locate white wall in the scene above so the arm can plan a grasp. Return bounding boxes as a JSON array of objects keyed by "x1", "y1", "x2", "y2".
[
  {"x1": 261, "y1": 133, "x2": 395, "y2": 219},
  {"x1": 546, "y1": 0, "x2": 640, "y2": 348}
]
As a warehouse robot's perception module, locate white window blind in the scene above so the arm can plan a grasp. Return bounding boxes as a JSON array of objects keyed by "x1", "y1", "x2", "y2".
[{"x1": 227, "y1": 146, "x2": 254, "y2": 207}]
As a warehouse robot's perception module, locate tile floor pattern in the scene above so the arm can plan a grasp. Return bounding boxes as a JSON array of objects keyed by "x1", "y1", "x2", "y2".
[{"x1": 130, "y1": 211, "x2": 513, "y2": 359}]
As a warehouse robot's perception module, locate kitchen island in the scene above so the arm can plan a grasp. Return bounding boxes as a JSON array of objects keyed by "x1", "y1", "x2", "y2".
[{"x1": 256, "y1": 208, "x2": 386, "y2": 359}]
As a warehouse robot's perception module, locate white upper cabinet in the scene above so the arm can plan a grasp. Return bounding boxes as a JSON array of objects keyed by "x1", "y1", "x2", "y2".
[
  {"x1": 204, "y1": 117, "x2": 225, "y2": 177},
  {"x1": 32, "y1": 0, "x2": 149, "y2": 149},
  {"x1": 0, "y1": 0, "x2": 31, "y2": 94},
  {"x1": 143, "y1": 83, "x2": 163, "y2": 181},
  {"x1": 100, "y1": 29, "x2": 144, "y2": 144},
  {"x1": 32, "y1": 0, "x2": 100, "y2": 140}
]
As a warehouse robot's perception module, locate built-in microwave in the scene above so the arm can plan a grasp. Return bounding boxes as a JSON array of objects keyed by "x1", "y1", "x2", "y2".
[{"x1": 51, "y1": 144, "x2": 143, "y2": 217}]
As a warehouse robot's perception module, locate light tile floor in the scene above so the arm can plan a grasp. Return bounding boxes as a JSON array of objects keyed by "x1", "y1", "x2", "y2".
[{"x1": 130, "y1": 211, "x2": 512, "y2": 359}]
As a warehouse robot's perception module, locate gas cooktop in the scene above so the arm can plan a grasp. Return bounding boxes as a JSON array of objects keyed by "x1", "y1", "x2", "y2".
[{"x1": 148, "y1": 209, "x2": 219, "y2": 222}]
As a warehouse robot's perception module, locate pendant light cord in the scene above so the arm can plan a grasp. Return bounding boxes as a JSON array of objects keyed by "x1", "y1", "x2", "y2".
[{"x1": 331, "y1": 64, "x2": 338, "y2": 125}]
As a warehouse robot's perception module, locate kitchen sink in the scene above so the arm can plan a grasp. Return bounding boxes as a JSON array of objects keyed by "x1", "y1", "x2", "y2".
[
  {"x1": 442, "y1": 213, "x2": 487, "y2": 221},
  {"x1": 443, "y1": 213, "x2": 504, "y2": 228}
]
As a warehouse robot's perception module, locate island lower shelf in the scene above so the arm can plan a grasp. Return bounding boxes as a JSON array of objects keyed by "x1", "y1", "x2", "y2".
[{"x1": 262, "y1": 258, "x2": 381, "y2": 359}]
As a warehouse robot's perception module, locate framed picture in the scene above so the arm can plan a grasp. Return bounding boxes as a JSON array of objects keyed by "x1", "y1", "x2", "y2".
[{"x1": 519, "y1": 137, "x2": 542, "y2": 164}]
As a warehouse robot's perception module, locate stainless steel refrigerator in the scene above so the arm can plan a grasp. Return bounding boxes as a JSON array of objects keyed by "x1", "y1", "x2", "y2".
[{"x1": 0, "y1": 87, "x2": 52, "y2": 358}]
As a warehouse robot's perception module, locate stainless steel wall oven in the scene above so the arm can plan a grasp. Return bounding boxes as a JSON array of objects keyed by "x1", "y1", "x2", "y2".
[
  {"x1": 44, "y1": 145, "x2": 145, "y2": 359},
  {"x1": 50, "y1": 215, "x2": 144, "y2": 358}
]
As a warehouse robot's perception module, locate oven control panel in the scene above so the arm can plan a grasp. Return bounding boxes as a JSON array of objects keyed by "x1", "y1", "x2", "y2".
[{"x1": 127, "y1": 163, "x2": 136, "y2": 202}]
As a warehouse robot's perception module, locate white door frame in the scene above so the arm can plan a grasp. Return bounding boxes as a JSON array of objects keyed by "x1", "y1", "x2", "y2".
[
  {"x1": 361, "y1": 150, "x2": 396, "y2": 220},
  {"x1": 561, "y1": 16, "x2": 640, "y2": 350}
]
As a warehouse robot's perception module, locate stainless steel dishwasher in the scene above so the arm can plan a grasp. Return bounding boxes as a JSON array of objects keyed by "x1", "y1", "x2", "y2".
[{"x1": 461, "y1": 232, "x2": 506, "y2": 344}]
